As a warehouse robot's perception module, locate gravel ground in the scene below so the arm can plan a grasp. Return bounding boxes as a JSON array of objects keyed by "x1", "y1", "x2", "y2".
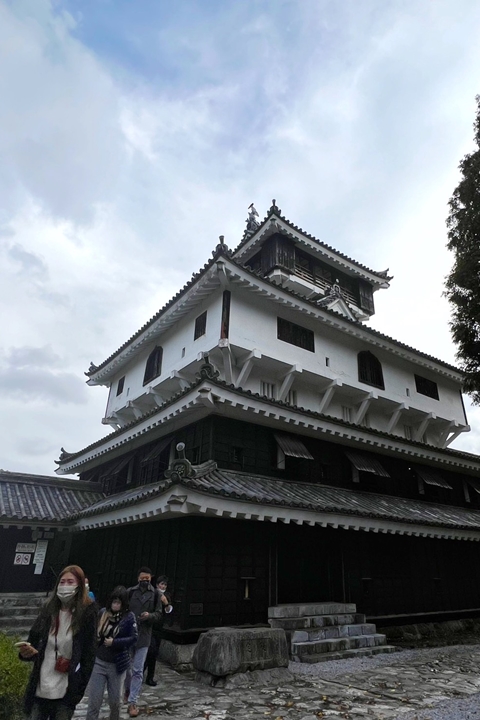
[
  {"x1": 290, "y1": 645, "x2": 480, "y2": 719},
  {"x1": 289, "y1": 645, "x2": 448, "y2": 680}
]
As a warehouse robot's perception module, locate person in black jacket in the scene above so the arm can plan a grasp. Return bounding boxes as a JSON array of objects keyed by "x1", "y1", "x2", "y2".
[
  {"x1": 86, "y1": 586, "x2": 137, "y2": 720},
  {"x1": 18, "y1": 564, "x2": 97, "y2": 720},
  {"x1": 144, "y1": 575, "x2": 173, "y2": 686},
  {"x1": 125, "y1": 567, "x2": 167, "y2": 718}
]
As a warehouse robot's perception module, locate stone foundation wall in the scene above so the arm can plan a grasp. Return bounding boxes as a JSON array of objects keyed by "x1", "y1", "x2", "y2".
[{"x1": 379, "y1": 618, "x2": 480, "y2": 643}]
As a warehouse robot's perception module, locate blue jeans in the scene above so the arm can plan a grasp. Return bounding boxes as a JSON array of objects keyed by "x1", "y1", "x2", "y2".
[
  {"x1": 86, "y1": 658, "x2": 125, "y2": 720},
  {"x1": 125, "y1": 646, "x2": 149, "y2": 705}
]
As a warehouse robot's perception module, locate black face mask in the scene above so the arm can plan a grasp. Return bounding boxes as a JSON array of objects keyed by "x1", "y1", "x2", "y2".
[{"x1": 139, "y1": 580, "x2": 150, "y2": 591}]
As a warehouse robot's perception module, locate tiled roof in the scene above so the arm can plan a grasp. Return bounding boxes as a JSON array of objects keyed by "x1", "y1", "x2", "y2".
[
  {"x1": 71, "y1": 465, "x2": 480, "y2": 533},
  {"x1": 56, "y1": 374, "x2": 478, "y2": 469},
  {"x1": 232, "y1": 201, "x2": 393, "y2": 281},
  {"x1": 87, "y1": 241, "x2": 459, "y2": 381},
  {"x1": 0, "y1": 471, "x2": 104, "y2": 523},
  {"x1": 86, "y1": 246, "x2": 227, "y2": 376}
]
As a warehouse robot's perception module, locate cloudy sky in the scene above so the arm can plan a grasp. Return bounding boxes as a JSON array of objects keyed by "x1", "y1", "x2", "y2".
[{"x1": 1, "y1": 0, "x2": 480, "y2": 477}]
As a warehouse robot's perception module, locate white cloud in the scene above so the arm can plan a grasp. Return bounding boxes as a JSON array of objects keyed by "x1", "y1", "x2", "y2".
[{"x1": 1, "y1": 0, "x2": 480, "y2": 475}]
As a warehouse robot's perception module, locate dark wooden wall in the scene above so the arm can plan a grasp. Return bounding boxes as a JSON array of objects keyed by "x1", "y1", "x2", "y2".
[
  {"x1": 69, "y1": 516, "x2": 480, "y2": 636},
  {"x1": 81, "y1": 415, "x2": 480, "y2": 513},
  {"x1": 69, "y1": 517, "x2": 270, "y2": 634}
]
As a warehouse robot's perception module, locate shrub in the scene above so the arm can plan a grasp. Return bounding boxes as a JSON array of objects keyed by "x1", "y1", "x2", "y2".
[{"x1": 0, "y1": 632, "x2": 30, "y2": 720}]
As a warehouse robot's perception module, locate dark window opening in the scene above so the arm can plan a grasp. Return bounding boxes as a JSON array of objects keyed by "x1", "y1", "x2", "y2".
[
  {"x1": 358, "y1": 351, "x2": 385, "y2": 389},
  {"x1": 358, "y1": 281, "x2": 375, "y2": 314},
  {"x1": 143, "y1": 346, "x2": 163, "y2": 385},
  {"x1": 140, "y1": 437, "x2": 172, "y2": 485},
  {"x1": 194, "y1": 311, "x2": 207, "y2": 340},
  {"x1": 220, "y1": 291, "x2": 231, "y2": 339},
  {"x1": 415, "y1": 374, "x2": 439, "y2": 400},
  {"x1": 116, "y1": 376, "x2": 125, "y2": 396},
  {"x1": 99, "y1": 455, "x2": 133, "y2": 494},
  {"x1": 277, "y1": 317, "x2": 314, "y2": 352}
]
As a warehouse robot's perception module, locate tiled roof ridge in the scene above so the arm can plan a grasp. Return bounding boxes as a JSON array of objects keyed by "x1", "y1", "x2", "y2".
[
  {"x1": 184, "y1": 469, "x2": 480, "y2": 527},
  {"x1": 226, "y1": 255, "x2": 460, "y2": 374},
  {"x1": 87, "y1": 245, "x2": 459, "y2": 384},
  {"x1": 56, "y1": 376, "x2": 205, "y2": 464},
  {"x1": 68, "y1": 478, "x2": 175, "y2": 520},
  {"x1": 233, "y1": 201, "x2": 393, "y2": 281},
  {"x1": 86, "y1": 243, "x2": 232, "y2": 377},
  {"x1": 0, "y1": 484, "x2": 104, "y2": 523},
  {"x1": 0, "y1": 472, "x2": 101, "y2": 491},
  {"x1": 58, "y1": 373, "x2": 480, "y2": 471},
  {"x1": 70, "y1": 466, "x2": 480, "y2": 531},
  {"x1": 206, "y1": 377, "x2": 477, "y2": 465}
]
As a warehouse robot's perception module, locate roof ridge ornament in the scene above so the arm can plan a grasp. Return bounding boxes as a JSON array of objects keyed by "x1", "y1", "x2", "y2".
[
  {"x1": 197, "y1": 354, "x2": 220, "y2": 381},
  {"x1": 213, "y1": 235, "x2": 231, "y2": 257},
  {"x1": 269, "y1": 198, "x2": 281, "y2": 215},
  {"x1": 245, "y1": 203, "x2": 260, "y2": 237},
  {"x1": 85, "y1": 361, "x2": 98, "y2": 377},
  {"x1": 55, "y1": 447, "x2": 75, "y2": 465},
  {"x1": 164, "y1": 442, "x2": 196, "y2": 481}
]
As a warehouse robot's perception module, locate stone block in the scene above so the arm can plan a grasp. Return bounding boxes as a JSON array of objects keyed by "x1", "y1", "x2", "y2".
[
  {"x1": 269, "y1": 617, "x2": 309, "y2": 630},
  {"x1": 291, "y1": 630, "x2": 309, "y2": 643},
  {"x1": 192, "y1": 627, "x2": 289, "y2": 678},
  {"x1": 268, "y1": 602, "x2": 356, "y2": 619},
  {"x1": 158, "y1": 640, "x2": 197, "y2": 672}
]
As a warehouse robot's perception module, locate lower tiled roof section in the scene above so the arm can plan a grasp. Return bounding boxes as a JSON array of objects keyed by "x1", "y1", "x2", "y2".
[
  {"x1": 0, "y1": 471, "x2": 104, "y2": 523},
  {"x1": 72, "y1": 466, "x2": 480, "y2": 532}
]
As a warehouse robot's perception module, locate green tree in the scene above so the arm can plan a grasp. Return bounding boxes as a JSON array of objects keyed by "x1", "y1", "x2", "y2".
[{"x1": 445, "y1": 95, "x2": 480, "y2": 404}]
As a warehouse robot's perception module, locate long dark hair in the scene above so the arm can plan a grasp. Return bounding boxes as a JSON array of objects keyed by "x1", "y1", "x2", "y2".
[{"x1": 44, "y1": 564, "x2": 92, "y2": 634}]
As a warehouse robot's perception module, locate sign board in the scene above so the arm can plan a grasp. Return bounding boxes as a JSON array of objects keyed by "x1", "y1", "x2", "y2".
[
  {"x1": 15, "y1": 543, "x2": 36, "y2": 554},
  {"x1": 14, "y1": 553, "x2": 31, "y2": 565},
  {"x1": 33, "y1": 540, "x2": 49, "y2": 565}
]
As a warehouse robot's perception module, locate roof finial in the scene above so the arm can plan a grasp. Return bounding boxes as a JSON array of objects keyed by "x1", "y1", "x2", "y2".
[
  {"x1": 269, "y1": 198, "x2": 280, "y2": 215},
  {"x1": 219, "y1": 235, "x2": 224, "y2": 245}
]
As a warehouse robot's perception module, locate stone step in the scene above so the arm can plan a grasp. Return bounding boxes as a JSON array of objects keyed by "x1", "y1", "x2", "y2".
[
  {"x1": 270, "y1": 613, "x2": 366, "y2": 630},
  {"x1": 292, "y1": 633, "x2": 387, "y2": 656},
  {"x1": 0, "y1": 593, "x2": 46, "y2": 607},
  {"x1": 292, "y1": 645, "x2": 397, "y2": 663},
  {"x1": 0, "y1": 614, "x2": 39, "y2": 628},
  {"x1": 292, "y1": 623, "x2": 377, "y2": 643},
  {"x1": 0, "y1": 605, "x2": 42, "y2": 617},
  {"x1": 269, "y1": 602, "x2": 357, "y2": 619}
]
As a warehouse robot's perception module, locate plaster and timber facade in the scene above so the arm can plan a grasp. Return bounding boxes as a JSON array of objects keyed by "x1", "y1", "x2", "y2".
[{"x1": 54, "y1": 202, "x2": 480, "y2": 640}]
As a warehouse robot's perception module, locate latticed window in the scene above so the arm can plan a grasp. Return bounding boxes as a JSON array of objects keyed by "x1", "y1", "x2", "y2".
[
  {"x1": 277, "y1": 317, "x2": 314, "y2": 352},
  {"x1": 358, "y1": 281, "x2": 375, "y2": 314},
  {"x1": 143, "y1": 346, "x2": 163, "y2": 385},
  {"x1": 358, "y1": 351, "x2": 384, "y2": 389},
  {"x1": 414, "y1": 374, "x2": 439, "y2": 400},
  {"x1": 194, "y1": 311, "x2": 207, "y2": 340}
]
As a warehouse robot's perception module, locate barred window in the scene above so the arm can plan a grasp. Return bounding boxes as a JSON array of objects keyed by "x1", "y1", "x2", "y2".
[
  {"x1": 277, "y1": 317, "x2": 314, "y2": 352},
  {"x1": 143, "y1": 346, "x2": 163, "y2": 385},
  {"x1": 116, "y1": 376, "x2": 125, "y2": 396},
  {"x1": 414, "y1": 374, "x2": 439, "y2": 400},
  {"x1": 358, "y1": 351, "x2": 384, "y2": 390},
  {"x1": 194, "y1": 311, "x2": 207, "y2": 340}
]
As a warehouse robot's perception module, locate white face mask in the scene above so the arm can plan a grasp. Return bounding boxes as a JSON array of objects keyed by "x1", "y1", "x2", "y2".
[{"x1": 57, "y1": 585, "x2": 78, "y2": 602}]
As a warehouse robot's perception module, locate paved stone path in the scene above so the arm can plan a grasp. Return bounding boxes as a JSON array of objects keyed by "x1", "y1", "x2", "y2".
[{"x1": 73, "y1": 644, "x2": 480, "y2": 720}]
